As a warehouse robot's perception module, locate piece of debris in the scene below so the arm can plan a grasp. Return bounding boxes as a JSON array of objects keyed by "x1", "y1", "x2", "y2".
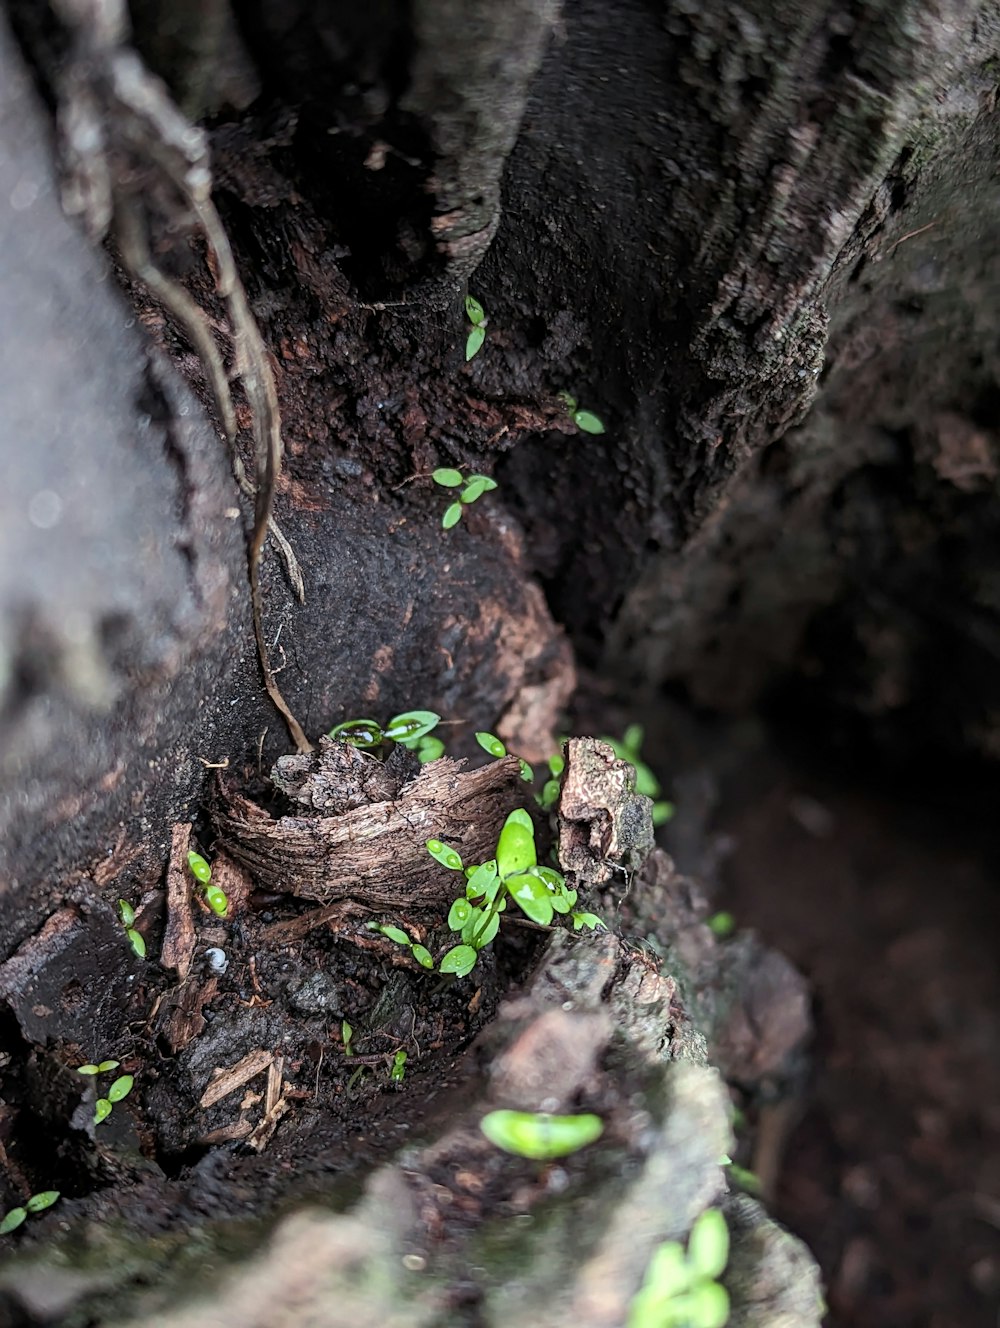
[
  {"x1": 557, "y1": 738, "x2": 655, "y2": 886},
  {"x1": 199, "y1": 1048, "x2": 273, "y2": 1109},
  {"x1": 214, "y1": 745, "x2": 524, "y2": 906},
  {"x1": 161, "y1": 823, "x2": 196, "y2": 979}
]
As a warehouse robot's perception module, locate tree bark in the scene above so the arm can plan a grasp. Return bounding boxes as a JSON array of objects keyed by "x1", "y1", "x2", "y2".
[{"x1": 1, "y1": 0, "x2": 998, "y2": 1321}]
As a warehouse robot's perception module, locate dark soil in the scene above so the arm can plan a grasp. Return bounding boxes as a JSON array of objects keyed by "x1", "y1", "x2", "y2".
[{"x1": 664, "y1": 717, "x2": 1000, "y2": 1328}]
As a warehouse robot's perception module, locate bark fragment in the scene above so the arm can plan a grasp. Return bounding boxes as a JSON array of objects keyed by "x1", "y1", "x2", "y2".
[{"x1": 214, "y1": 747, "x2": 525, "y2": 906}]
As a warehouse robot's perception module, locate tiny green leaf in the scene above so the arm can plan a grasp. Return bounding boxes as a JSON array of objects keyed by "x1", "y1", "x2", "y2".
[
  {"x1": 426, "y1": 839, "x2": 464, "y2": 871},
  {"x1": 466, "y1": 324, "x2": 486, "y2": 360},
  {"x1": 94, "y1": 1099, "x2": 112, "y2": 1125},
  {"x1": 107, "y1": 1075, "x2": 134, "y2": 1103},
  {"x1": 465, "y1": 860, "x2": 499, "y2": 900},
  {"x1": 549, "y1": 887, "x2": 578, "y2": 914},
  {"x1": 547, "y1": 752, "x2": 565, "y2": 777},
  {"x1": 126, "y1": 928, "x2": 146, "y2": 958},
  {"x1": 25, "y1": 1191, "x2": 59, "y2": 1214},
  {"x1": 636, "y1": 1240, "x2": 689, "y2": 1304},
  {"x1": 518, "y1": 759, "x2": 534, "y2": 782},
  {"x1": 416, "y1": 736, "x2": 445, "y2": 763},
  {"x1": 432, "y1": 468, "x2": 464, "y2": 488},
  {"x1": 341, "y1": 1020, "x2": 353, "y2": 1054},
  {"x1": 439, "y1": 944, "x2": 478, "y2": 977},
  {"x1": 97, "y1": 1060, "x2": 120, "y2": 1073},
  {"x1": 0, "y1": 1208, "x2": 26, "y2": 1234},
  {"x1": 571, "y1": 911, "x2": 606, "y2": 931},
  {"x1": 708, "y1": 911, "x2": 735, "y2": 938},
  {"x1": 448, "y1": 898, "x2": 473, "y2": 930},
  {"x1": 623, "y1": 722, "x2": 644, "y2": 752},
  {"x1": 475, "y1": 731, "x2": 507, "y2": 758},
  {"x1": 633, "y1": 762, "x2": 661, "y2": 798},
  {"x1": 117, "y1": 899, "x2": 135, "y2": 927},
  {"x1": 187, "y1": 850, "x2": 212, "y2": 883},
  {"x1": 495, "y1": 808, "x2": 537, "y2": 878},
  {"x1": 465, "y1": 474, "x2": 497, "y2": 492},
  {"x1": 530, "y1": 864, "x2": 566, "y2": 890},
  {"x1": 329, "y1": 717, "x2": 384, "y2": 748},
  {"x1": 687, "y1": 1209, "x2": 729, "y2": 1281},
  {"x1": 390, "y1": 1049, "x2": 408, "y2": 1082},
  {"x1": 384, "y1": 710, "x2": 440, "y2": 742},
  {"x1": 557, "y1": 390, "x2": 577, "y2": 413},
  {"x1": 573, "y1": 409, "x2": 605, "y2": 434},
  {"x1": 379, "y1": 924, "x2": 412, "y2": 946},
  {"x1": 204, "y1": 886, "x2": 229, "y2": 917},
  {"x1": 442, "y1": 501, "x2": 464, "y2": 529},
  {"x1": 411, "y1": 944, "x2": 434, "y2": 969},
  {"x1": 77, "y1": 1064, "x2": 100, "y2": 1076},
  {"x1": 686, "y1": 1282, "x2": 730, "y2": 1328},
  {"x1": 465, "y1": 295, "x2": 485, "y2": 325},
  {"x1": 652, "y1": 800, "x2": 675, "y2": 826},
  {"x1": 538, "y1": 778, "x2": 561, "y2": 810},
  {"x1": 460, "y1": 478, "x2": 488, "y2": 504},
  {"x1": 480, "y1": 1110, "x2": 604, "y2": 1160},
  {"x1": 508, "y1": 874, "x2": 554, "y2": 926}
]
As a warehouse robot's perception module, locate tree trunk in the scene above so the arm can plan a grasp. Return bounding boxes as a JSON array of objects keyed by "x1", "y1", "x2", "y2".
[{"x1": 1, "y1": 0, "x2": 997, "y2": 1322}]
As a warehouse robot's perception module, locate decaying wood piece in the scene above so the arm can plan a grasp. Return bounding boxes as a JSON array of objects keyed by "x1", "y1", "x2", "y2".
[
  {"x1": 213, "y1": 740, "x2": 524, "y2": 906},
  {"x1": 199, "y1": 1047, "x2": 273, "y2": 1109},
  {"x1": 160, "y1": 822, "x2": 195, "y2": 980},
  {"x1": 556, "y1": 738, "x2": 655, "y2": 887},
  {"x1": 161, "y1": 974, "x2": 218, "y2": 1054}
]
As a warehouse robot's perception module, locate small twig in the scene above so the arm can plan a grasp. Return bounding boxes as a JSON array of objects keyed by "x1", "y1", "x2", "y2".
[{"x1": 887, "y1": 219, "x2": 938, "y2": 258}]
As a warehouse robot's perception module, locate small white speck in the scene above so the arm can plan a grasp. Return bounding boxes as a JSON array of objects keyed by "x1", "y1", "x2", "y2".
[
  {"x1": 402, "y1": 1254, "x2": 426, "y2": 1272},
  {"x1": 205, "y1": 947, "x2": 228, "y2": 974}
]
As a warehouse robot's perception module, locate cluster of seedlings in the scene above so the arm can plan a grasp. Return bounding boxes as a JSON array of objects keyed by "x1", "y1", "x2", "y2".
[
  {"x1": 430, "y1": 292, "x2": 608, "y2": 532},
  {"x1": 371, "y1": 806, "x2": 603, "y2": 980}
]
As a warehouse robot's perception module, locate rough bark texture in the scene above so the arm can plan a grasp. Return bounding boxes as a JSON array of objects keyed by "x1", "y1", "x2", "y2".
[{"x1": 2, "y1": 0, "x2": 999, "y2": 1323}]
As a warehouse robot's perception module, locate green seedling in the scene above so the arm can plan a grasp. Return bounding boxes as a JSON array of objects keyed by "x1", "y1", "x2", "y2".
[
  {"x1": 571, "y1": 911, "x2": 605, "y2": 931},
  {"x1": 628, "y1": 1208, "x2": 730, "y2": 1328},
  {"x1": 370, "y1": 808, "x2": 590, "y2": 981},
  {"x1": 475, "y1": 730, "x2": 533, "y2": 781},
  {"x1": 107, "y1": 1075, "x2": 133, "y2": 1103},
  {"x1": 187, "y1": 848, "x2": 229, "y2": 917},
  {"x1": 341, "y1": 1021, "x2": 354, "y2": 1056},
  {"x1": 390, "y1": 1050, "x2": 407, "y2": 1083},
  {"x1": 558, "y1": 390, "x2": 606, "y2": 435},
  {"x1": 602, "y1": 724, "x2": 674, "y2": 826},
  {"x1": 480, "y1": 1110, "x2": 604, "y2": 1160},
  {"x1": 115, "y1": 897, "x2": 145, "y2": 958},
  {"x1": 432, "y1": 468, "x2": 498, "y2": 529},
  {"x1": 89, "y1": 1066, "x2": 135, "y2": 1126},
  {"x1": 366, "y1": 921, "x2": 435, "y2": 969},
  {"x1": 0, "y1": 1191, "x2": 60, "y2": 1236},
  {"x1": 187, "y1": 850, "x2": 211, "y2": 883},
  {"x1": 329, "y1": 710, "x2": 443, "y2": 763},
  {"x1": 536, "y1": 750, "x2": 565, "y2": 810},
  {"x1": 465, "y1": 294, "x2": 487, "y2": 360},
  {"x1": 433, "y1": 809, "x2": 583, "y2": 976}
]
